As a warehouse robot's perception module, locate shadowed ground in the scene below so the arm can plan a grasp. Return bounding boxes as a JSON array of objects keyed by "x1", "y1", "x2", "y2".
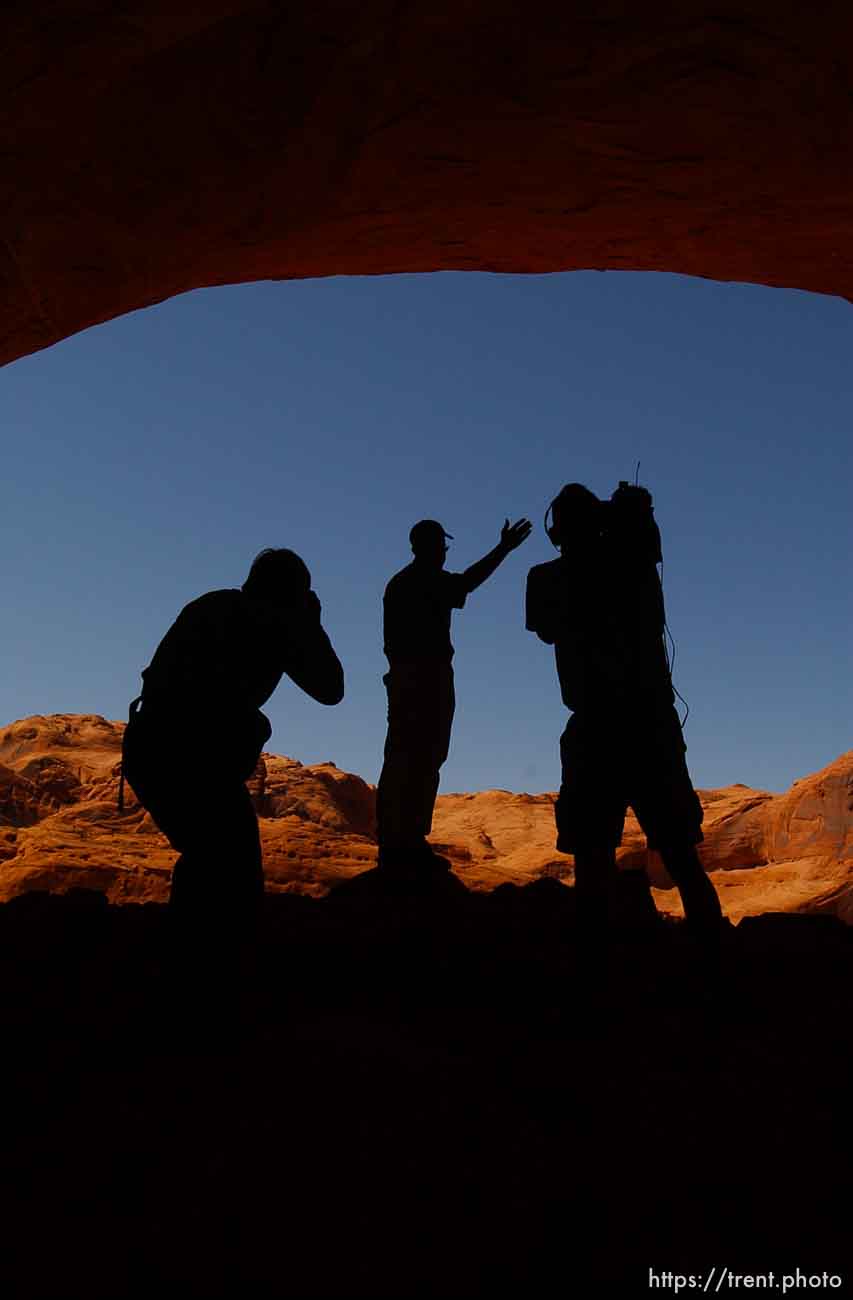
[{"x1": 0, "y1": 882, "x2": 848, "y2": 1297}]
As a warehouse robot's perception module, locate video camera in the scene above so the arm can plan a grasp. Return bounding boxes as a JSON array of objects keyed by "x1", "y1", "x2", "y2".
[
  {"x1": 608, "y1": 480, "x2": 653, "y2": 513},
  {"x1": 602, "y1": 480, "x2": 661, "y2": 565},
  {"x1": 545, "y1": 480, "x2": 655, "y2": 548}
]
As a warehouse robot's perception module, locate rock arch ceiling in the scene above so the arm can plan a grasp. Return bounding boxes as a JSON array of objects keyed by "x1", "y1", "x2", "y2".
[{"x1": 3, "y1": 3, "x2": 853, "y2": 367}]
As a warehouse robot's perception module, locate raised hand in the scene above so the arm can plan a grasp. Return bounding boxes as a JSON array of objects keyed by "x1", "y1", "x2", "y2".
[{"x1": 501, "y1": 517, "x2": 533, "y2": 551}]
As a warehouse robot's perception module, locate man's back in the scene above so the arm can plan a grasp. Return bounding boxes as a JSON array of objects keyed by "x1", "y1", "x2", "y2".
[
  {"x1": 142, "y1": 584, "x2": 343, "y2": 716},
  {"x1": 142, "y1": 589, "x2": 289, "y2": 713},
  {"x1": 526, "y1": 548, "x2": 672, "y2": 714}
]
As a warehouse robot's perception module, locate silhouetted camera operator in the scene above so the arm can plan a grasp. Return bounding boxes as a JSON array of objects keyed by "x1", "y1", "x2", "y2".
[{"x1": 525, "y1": 482, "x2": 723, "y2": 935}]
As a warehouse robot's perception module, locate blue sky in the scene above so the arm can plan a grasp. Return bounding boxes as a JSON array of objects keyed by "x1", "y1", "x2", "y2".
[{"x1": 2, "y1": 270, "x2": 850, "y2": 794}]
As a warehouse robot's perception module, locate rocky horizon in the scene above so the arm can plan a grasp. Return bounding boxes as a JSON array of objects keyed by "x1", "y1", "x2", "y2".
[{"x1": 0, "y1": 712, "x2": 850, "y2": 922}]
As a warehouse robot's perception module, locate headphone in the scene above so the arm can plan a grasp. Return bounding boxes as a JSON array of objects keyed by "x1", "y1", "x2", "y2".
[{"x1": 544, "y1": 498, "x2": 560, "y2": 548}]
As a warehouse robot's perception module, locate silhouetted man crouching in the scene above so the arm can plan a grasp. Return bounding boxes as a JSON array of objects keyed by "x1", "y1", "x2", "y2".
[
  {"x1": 122, "y1": 549, "x2": 344, "y2": 919},
  {"x1": 377, "y1": 516, "x2": 531, "y2": 877},
  {"x1": 525, "y1": 483, "x2": 723, "y2": 935}
]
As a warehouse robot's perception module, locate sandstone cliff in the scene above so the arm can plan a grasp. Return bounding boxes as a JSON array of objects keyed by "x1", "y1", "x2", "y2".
[
  {"x1": 0, "y1": 714, "x2": 850, "y2": 922},
  {"x1": 7, "y1": 5, "x2": 853, "y2": 367}
]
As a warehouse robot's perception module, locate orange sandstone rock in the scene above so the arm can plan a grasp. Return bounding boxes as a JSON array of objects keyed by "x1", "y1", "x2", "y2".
[
  {"x1": 0, "y1": 715, "x2": 849, "y2": 924},
  {"x1": 5, "y1": 6, "x2": 853, "y2": 367}
]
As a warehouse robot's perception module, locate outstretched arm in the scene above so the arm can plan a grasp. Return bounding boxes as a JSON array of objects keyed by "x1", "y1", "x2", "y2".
[{"x1": 461, "y1": 518, "x2": 532, "y2": 594}]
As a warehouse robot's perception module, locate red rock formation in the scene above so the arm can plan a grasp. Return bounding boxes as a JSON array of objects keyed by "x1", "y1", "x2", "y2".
[
  {"x1": 0, "y1": 714, "x2": 850, "y2": 923},
  {"x1": 739, "y1": 752, "x2": 853, "y2": 923},
  {"x1": 4, "y1": 5, "x2": 853, "y2": 367},
  {"x1": 0, "y1": 715, "x2": 380, "y2": 903},
  {"x1": 430, "y1": 771, "x2": 853, "y2": 922}
]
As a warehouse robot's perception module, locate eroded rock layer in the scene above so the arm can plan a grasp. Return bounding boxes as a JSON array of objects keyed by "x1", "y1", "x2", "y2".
[
  {"x1": 0, "y1": 714, "x2": 850, "y2": 922},
  {"x1": 4, "y1": 4, "x2": 853, "y2": 366}
]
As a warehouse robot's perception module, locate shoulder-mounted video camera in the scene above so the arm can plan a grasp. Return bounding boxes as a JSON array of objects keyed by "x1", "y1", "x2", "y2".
[
  {"x1": 609, "y1": 480, "x2": 653, "y2": 513},
  {"x1": 545, "y1": 480, "x2": 656, "y2": 548}
]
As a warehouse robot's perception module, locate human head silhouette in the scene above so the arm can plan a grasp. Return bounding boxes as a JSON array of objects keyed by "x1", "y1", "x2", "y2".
[
  {"x1": 409, "y1": 519, "x2": 453, "y2": 568},
  {"x1": 546, "y1": 484, "x2": 603, "y2": 550},
  {"x1": 243, "y1": 548, "x2": 311, "y2": 601}
]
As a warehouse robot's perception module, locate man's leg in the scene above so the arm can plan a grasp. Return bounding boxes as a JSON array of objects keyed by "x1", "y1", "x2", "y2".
[
  {"x1": 657, "y1": 841, "x2": 723, "y2": 929},
  {"x1": 376, "y1": 670, "x2": 428, "y2": 862},
  {"x1": 573, "y1": 848, "x2": 620, "y2": 934},
  {"x1": 557, "y1": 714, "x2": 625, "y2": 932},
  {"x1": 632, "y1": 707, "x2": 724, "y2": 931},
  {"x1": 126, "y1": 752, "x2": 263, "y2": 921},
  {"x1": 555, "y1": 716, "x2": 579, "y2": 855},
  {"x1": 416, "y1": 666, "x2": 455, "y2": 859},
  {"x1": 376, "y1": 665, "x2": 454, "y2": 869},
  {"x1": 151, "y1": 782, "x2": 262, "y2": 1038},
  {"x1": 167, "y1": 782, "x2": 264, "y2": 919}
]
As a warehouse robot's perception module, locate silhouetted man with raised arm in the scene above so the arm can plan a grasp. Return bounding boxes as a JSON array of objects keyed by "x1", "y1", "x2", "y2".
[
  {"x1": 122, "y1": 548, "x2": 344, "y2": 917},
  {"x1": 525, "y1": 483, "x2": 723, "y2": 936},
  {"x1": 377, "y1": 516, "x2": 532, "y2": 877}
]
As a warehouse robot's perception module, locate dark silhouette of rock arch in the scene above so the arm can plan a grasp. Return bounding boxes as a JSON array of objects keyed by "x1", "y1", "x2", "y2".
[{"x1": 3, "y1": 3, "x2": 853, "y2": 366}]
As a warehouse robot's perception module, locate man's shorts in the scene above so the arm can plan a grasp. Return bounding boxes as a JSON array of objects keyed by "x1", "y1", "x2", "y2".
[{"x1": 555, "y1": 704, "x2": 704, "y2": 854}]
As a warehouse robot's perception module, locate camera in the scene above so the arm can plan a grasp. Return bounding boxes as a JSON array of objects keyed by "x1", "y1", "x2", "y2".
[
  {"x1": 609, "y1": 481, "x2": 653, "y2": 513},
  {"x1": 544, "y1": 480, "x2": 654, "y2": 549}
]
